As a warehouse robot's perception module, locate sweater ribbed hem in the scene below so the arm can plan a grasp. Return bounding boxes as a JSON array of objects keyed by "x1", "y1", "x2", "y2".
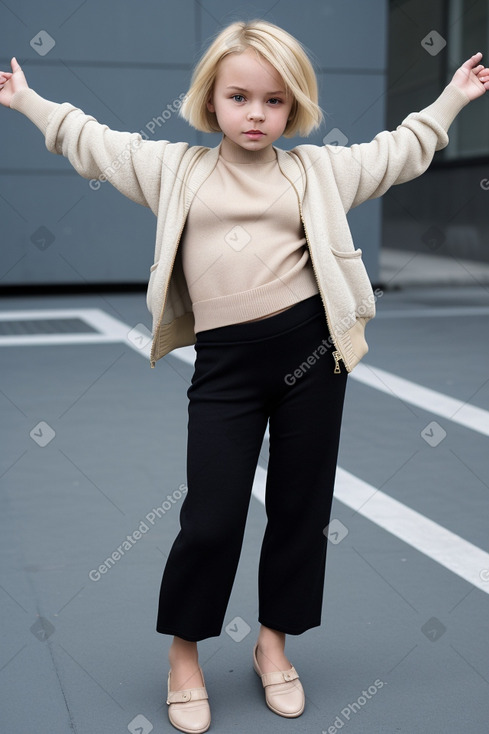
[
  {"x1": 410, "y1": 83, "x2": 470, "y2": 133},
  {"x1": 192, "y1": 256, "x2": 319, "y2": 333}
]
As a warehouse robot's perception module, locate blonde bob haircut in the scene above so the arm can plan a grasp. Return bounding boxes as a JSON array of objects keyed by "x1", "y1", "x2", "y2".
[{"x1": 179, "y1": 19, "x2": 323, "y2": 138}]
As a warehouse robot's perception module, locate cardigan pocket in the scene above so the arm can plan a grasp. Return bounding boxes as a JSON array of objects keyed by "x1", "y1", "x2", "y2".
[
  {"x1": 330, "y1": 247, "x2": 363, "y2": 259},
  {"x1": 146, "y1": 261, "x2": 160, "y2": 314},
  {"x1": 329, "y1": 247, "x2": 376, "y2": 329}
]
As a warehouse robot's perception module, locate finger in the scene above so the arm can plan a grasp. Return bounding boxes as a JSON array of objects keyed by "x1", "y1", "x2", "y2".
[
  {"x1": 463, "y1": 52, "x2": 483, "y2": 70},
  {"x1": 11, "y1": 56, "x2": 21, "y2": 72}
]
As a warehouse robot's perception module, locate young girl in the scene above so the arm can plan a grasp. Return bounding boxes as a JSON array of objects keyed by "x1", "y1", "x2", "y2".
[{"x1": 1, "y1": 19, "x2": 488, "y2": 734}]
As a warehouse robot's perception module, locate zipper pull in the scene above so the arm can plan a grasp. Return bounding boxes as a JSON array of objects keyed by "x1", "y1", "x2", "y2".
[{"x1": 332, "y1": 350, "x2": 342, "y2": 374}]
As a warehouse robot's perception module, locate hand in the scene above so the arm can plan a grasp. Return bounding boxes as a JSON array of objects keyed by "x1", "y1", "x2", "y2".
[
  {"x1": 0, "y1": 57, "x2": 29, "y2": 108},
  {"x1": 450, "y1": 52, "x2": 489, "y2": 101}
]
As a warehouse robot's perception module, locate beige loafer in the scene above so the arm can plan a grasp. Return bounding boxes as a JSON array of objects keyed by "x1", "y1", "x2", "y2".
[
  {"x1": 166, "y1": 666, "x2": 211, "y2": 734},
  {"x1": 252, "y1": 643, "x2": 305, "y2": 718}
]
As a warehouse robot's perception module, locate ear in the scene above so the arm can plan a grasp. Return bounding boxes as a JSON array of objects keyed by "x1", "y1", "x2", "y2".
[{"x1": 206, "y1": 95, "x2": 215, "y2": 113}]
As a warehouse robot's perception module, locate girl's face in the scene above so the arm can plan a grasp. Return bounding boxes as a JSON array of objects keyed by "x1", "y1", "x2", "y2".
[{"x1": 207, "y1": 47, "x2": 294, "y2": 151}]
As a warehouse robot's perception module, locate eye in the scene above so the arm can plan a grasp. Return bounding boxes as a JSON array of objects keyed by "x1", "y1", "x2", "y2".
[
  {"x1": 232, "y1": 94, "x2": 245, "y2": 103},
  {"x1": 268, "y1": 98, "x2": 282, "y2": 105}
]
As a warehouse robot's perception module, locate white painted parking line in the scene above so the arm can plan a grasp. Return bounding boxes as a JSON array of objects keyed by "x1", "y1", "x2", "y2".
[
  {"x1": 0, "y1": 308, "x2": 154, "y2": 355},
  {"x1": 334, "y1": 467, "x2": 489, "y2": 595},
  {"x1": 0, "y1": 334, "x2": 119, "y2": 346},
  {"x1": 375, "y1": 306, "x2": 489, "y2": 318},
  {"x1": 351, "y1": 363, "x2": 489, "y2": 437},
  {"x1": 0, "y1": 309, "x2": 101, "y2": 320},
  {"x1": 251, "y1": 465, "x2": 489, "y2": 595}
]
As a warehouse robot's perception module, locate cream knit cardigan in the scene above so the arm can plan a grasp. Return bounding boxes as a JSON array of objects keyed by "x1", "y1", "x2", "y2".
[{"x1": 11, "y1": 84, "x2": 470, "y2": 370}]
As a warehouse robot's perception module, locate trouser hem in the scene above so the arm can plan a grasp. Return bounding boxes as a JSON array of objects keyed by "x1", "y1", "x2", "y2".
[
  {"x1": 156, "y1": 626, "x2": 222, "y2": 642},
  {"x1": 258, "y1": 618, "x2": 321, "y2": 636}
]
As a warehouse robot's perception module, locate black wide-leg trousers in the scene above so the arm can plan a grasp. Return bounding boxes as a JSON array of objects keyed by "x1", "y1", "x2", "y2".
[{"x1": 156, "y1": 294, "x2": 348, "y2": 641}]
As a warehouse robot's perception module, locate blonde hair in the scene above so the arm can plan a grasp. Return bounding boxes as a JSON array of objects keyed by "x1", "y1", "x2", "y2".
[{"x1": 180, "y1": 19, "x2": 323, "y2": 138}]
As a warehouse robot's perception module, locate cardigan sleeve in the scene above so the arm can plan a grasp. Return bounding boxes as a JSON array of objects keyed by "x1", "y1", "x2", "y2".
[
  {"x1": 10, "y1": 88, "x2": 182, "y2": 214},
  {"x1": 325, "y1": 83, "x2": 471, "y2": 211}
]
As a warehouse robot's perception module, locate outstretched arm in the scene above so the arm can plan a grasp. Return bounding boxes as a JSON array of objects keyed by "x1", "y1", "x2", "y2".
[
  {"x1": 326, "y1": 52, "x2": 489, "y2": 211},
  {"x1": 0, "y1": 57, "x2": 175, "y2": 213}
]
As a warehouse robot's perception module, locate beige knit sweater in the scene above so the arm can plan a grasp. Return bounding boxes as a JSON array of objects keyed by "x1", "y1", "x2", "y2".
[
  {"x1": 10, "y1": 83, "x2": 470, "y2": 370},
  {"x1": 181, "y1": 134, "x2": 319, "y2": 332}
]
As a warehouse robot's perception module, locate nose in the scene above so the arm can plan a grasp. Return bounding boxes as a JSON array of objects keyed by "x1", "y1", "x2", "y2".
[{"x1": 247, "y1": 103, "x2": 265, "y2": 122}]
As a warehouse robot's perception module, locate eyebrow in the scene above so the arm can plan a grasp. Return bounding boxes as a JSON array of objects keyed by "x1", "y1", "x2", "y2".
[{"x1": 225, "y1": 85, "x2": 286, "y2": 95}]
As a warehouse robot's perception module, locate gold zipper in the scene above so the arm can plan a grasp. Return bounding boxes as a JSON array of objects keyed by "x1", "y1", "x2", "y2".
[
  {"x1": 149, "y1": 219, "x2": 187, "y2": 368},
  {"x1": 332, "y1": 350, "x2": 342, "y2": 374},
  {"x1": 275, "y1": 154, "x2": 345, "y2": 374}
]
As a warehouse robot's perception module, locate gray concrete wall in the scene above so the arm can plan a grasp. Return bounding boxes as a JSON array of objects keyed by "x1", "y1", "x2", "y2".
[
  {"x1": 1, "y1": 0, "x2": 387, "y2": 287},
  {"x1": 384, "y1": 0, "x2": 489, "y2": 265}
]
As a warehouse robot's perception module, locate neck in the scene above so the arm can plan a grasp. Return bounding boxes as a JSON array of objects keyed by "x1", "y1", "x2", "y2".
[{"x1": 219, "y1": 135, "x2": 277, "y2": 163}]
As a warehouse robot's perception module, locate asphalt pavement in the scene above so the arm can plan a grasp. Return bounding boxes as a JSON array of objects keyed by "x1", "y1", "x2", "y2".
[{"x1": 1, "y1": 249, "x2": 488, "y2": 734}]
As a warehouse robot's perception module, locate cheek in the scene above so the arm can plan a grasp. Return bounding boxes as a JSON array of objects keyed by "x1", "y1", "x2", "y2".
[
  {"x1": 221, "y1": 104, "x2": 241, "y2": 120},
  {"x1": 274, "y1": 107, "x2": 292, "y2": 127}
]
